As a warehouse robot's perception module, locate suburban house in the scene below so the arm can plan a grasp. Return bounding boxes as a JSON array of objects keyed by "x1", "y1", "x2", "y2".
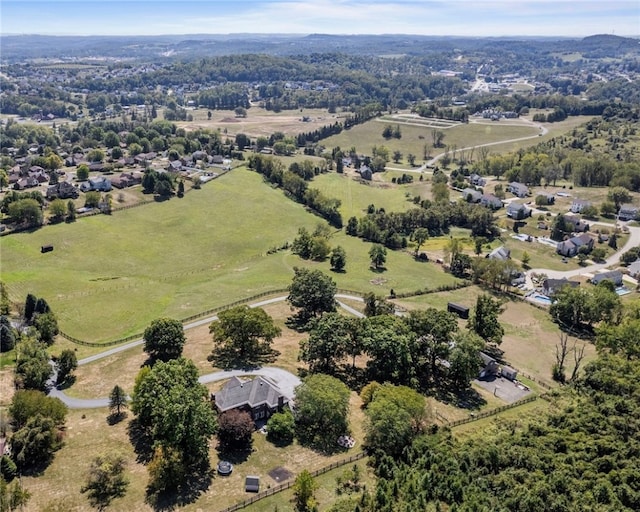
[
  {"x1": 618, "y1": 203, "x2": 639, "y2": 221},
  {"x1": 506, "y1": 202, "x2": 531, "y2": 220},
  {"x1": 80, "y1": 176, "x2": 112, "y2": 192},
  {"x1": 556, "y1": 233, "x2": 594, "y2": 257},
  {"x1": 538, "y1": 193, "x2": 555, "y2": 205},
  {"x1": 212, "y1": 376, "x2": 288, "y2": 424},
  {"x1": 591, "y1": 270, "x2": 623, "y2": 287},
  {"x1": 469, "y1": 173, "x2": 486, "y2": 187},
  {"x1": 507, "y1": 182, "x2": 529, "y2": 198},
  {"x1": 487, "y1": 246, "x2": 511, "y2": 261},
  {"x1": 479, "y1": 352, "x2": 499, "y2": 379},
  {"x1": 358, "y1": 165, "x2": 373, "y2": 181},
  {"x1": 627, "y1": 260, "x2": 640, "y2": 279},
  {"x1": 110, "y1": 171, "x2": 143, "y2": 189},
  {"x1": 563, "y1": 213, "x2": 589, "y2": 232},
  {"x1": 570, "y1": 198, "x2": 592, "y2": 213},
  {"x1": 542, "y1": 278, "x2": 580, "y2": 296},
  {"x1": 462, "y1": 188, "x2": 482, "y2": 203},
  {"x1": 480, "y1": 194, "x2": 503, "y2": 209},
  {"x1": 46, "y1": 181, "x2": 79, "y2": 200}
]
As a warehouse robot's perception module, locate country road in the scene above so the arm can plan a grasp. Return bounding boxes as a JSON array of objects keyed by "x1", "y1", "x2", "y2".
[
  {"x1": 384, "y1": 117, "x2": 547, "y2": 174},
  {"x1": 48, "y1": 294, "x2": 364, "y2": 409}
]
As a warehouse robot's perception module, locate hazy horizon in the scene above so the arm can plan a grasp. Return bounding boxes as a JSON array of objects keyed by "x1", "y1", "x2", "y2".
[{"x1": 1, "y1": 1, "x2": 638, "y2": 38}]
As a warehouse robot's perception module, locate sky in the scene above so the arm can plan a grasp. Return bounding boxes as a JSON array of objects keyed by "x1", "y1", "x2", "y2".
[{"x1": 1, "y1": 0, "x2": 638, "y2": 38}]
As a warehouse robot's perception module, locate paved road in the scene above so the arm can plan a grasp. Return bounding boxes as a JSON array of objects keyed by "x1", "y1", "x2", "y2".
[{"x1": 50, "y1": 294, "x2": 364, "y2": 409}]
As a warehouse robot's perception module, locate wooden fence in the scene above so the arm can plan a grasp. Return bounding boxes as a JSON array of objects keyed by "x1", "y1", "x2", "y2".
[
  {"x1": 58, "y1": 288, "x2": 366, "y2": 347},
  {"x1": 445, "y1": 394, "x2": 538, "y2": 428},
  {"x1": 217, "y1": 452, "x2": 366, "y2": 512}
]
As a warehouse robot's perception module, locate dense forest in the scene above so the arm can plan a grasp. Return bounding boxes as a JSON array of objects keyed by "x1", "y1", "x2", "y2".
[{"x1": 353, "y1": 352, "x2": 640, "y2": 512}]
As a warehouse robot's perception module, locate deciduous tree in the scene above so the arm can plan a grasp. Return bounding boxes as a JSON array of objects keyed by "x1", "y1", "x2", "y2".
[
  {"x1": 81, "y1": 453, "x2": 129, "y2": 509},
  {"x1": 293, "y1": 470, "x2": 318, "y2": 512},
  {"x1": 300, "y1": 312, "x2": 349, "y2": 374},
  {"x1": 9, "y1": 390, "x2": 67, "y2": 430},
  {"x1": 294, "y1": 374, "x2": 350, "y2": 452},
  {"x1": 15, "y1": 337, "x2": 52, "y2": 390},
  {"x1": 266, "y1": 409, "x2": 295, "y2": 445},
  {"x1": 330, "y1": 245, "x2": 347, "y2": 272},
  {"x1": 56, "y1": 349, "x2": 77, "y2": 384},
  {"x1": 364, "y1": 384, "x2": 428, "y2": 456},
  {"x1": 287, "y1": 268, "x2": 337, "y2": 328},
  {"x1": 209, "y1": 305, "x2": 280, "y2": 368},
  {"x1": 143, "y1": 317, "x2": 185, "y2": 362},
  {"x1": 468, "y1": 295, "x2": 505, "y2": 345},
  {"x1": 217, "y1": 409, "x2": 254, "y2": 450},
  {"x1": 131, "y1": 358, "x2": 217, "y2": 466},
  {"x1": 448, "y1": 331, "x2": 483, "y2": 390},
  {"x1": 368, "y1": 244, "x2": 387, "y2": 270}
]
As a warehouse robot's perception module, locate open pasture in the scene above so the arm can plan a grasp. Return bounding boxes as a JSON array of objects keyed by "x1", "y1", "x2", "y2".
[
  {"x1": 1, "y1": 167, "x2": 460, "y2": 343},
  {"x1": 177, "y1": 106, "x2": 344, "y2": 139},
  {"x1": 321, "y1": 117, "x2": 540, "y2": 163}
]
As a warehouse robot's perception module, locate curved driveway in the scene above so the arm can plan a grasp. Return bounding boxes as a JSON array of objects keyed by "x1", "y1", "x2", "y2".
[
  {"x1": 49, "y1": 294, "x2": 364, "y2": 409},
  {"x1": 527, "y1": 222, "x2": 640, "y2": 281}
]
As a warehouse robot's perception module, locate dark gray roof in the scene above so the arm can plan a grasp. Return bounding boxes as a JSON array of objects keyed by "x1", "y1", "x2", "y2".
[
  {"x1": 591, "y1": 270, "x2": 623, "y2": 284},
  {"x1": 214, "y1": 376, "x2": 284, "y2": 412}
]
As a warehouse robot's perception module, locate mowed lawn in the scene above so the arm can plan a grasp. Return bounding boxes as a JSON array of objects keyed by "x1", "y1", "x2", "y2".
[{"x1": 1, "y1": 167, "x2": 460, "y2": 343}]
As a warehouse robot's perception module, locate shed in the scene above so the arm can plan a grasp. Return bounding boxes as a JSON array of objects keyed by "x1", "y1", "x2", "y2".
[
  {"x1": 245, "y1": 475, "x2": 260, "y2": 493},
  {"x1": 500, "y1": 365, "x2": 518, "y2": 381},
  {"x1": 447, "y1": 302, "x2": 469, "y2": 319},
  {"x1": 41, "y1": 245, "x2": 54, "y2": 253}
]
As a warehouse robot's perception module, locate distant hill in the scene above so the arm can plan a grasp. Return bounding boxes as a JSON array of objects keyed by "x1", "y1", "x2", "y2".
[{"x1": 1, "y1": 33, "x2": 638, "y2": 62}]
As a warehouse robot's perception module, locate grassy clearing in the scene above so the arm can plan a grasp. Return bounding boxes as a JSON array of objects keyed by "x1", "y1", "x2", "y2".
[
  {"x1": 451, "y1": 398, "x2": 552, "y2": 441},
  {"x1": 310, "y1": 171, "x2": 418, "y2": 219},
  {"x1": 321, "y1": 118, "x2": 539, "y2": 165},
  {"x1": 177, "y1": 106, "x2": 343, "y2": 139}
]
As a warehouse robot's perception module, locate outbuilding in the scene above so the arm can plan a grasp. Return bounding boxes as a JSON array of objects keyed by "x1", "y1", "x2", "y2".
[
  {"x1": 447, "y1": 302, "x2": 469, "y2": 319},
  {"x1": 500, "y1": 365, "x2": 518, "y2": 381},
  {"x1": 245, "y1": 476, "x2": 260, "y2": 493}
]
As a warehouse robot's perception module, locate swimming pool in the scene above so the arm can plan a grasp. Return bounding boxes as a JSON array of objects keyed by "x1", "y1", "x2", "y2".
[{"x1": 531, "y1": 294, "x2": 552, "y2": 305}]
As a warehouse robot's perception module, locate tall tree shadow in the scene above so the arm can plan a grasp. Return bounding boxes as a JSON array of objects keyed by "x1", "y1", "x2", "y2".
[
  {"x1": 146, "y1": 465, "x2": 214, "y2": 512},
  {"x1": 433, "y1": 383, "x2": 487, "y2": 410},
  {"x1": 127, "y1": 418, "x2": 154, "y2": 464}
]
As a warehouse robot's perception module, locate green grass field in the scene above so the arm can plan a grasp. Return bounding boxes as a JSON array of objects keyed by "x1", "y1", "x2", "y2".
[
  {"x1": 321, "y1": 118, "x2": 540, "y2": 165},
  {"x1": 310, "y1": 171, "x2": 419, "y2": 219},
  {"x1": 1, "y1": 167, "x2": 460, "y2": 342}
]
